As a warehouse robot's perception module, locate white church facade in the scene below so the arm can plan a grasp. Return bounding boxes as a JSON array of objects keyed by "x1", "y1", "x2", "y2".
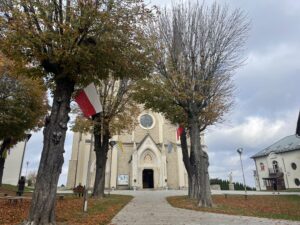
[{"x1": 66, "y1": 110, "x2": 206, "y2": 190}]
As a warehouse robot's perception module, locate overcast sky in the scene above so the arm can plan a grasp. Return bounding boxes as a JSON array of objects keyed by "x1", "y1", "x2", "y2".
[{"x1": 21, "y1": 0, "x2": 300, "y2": 188}]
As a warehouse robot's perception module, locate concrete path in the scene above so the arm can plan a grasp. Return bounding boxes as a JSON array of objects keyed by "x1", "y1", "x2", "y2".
[{"x1": 110, "y1": 190, "x2": 300, "y2": 225}]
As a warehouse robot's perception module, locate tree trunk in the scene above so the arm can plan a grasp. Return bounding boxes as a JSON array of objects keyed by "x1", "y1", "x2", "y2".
[
  {"x1": 92, "y1": 116, "x2": 110, "y2": 198},
  {"x1": 187, "y1": 172, "x2": 198, "y2": 199},
  {"x1": 188, "y1": 116, "x2": 212, "y2": 207},
  {"x1": 0, "y1": 138, "x2": 12, "y2": 186},
  {"x1": 180, "y1": 129, "x2": 193, "y2": 198},
  {"x1": 24, "y1": 77, "x2": 74, "y2": 225},
  {"x1": 0, "y1": 157, "x2": 5, "y2": 186},
  {"x1": 198, "y1": 150, "x2": 212, "y2": 207},
  {"x1": 180, "y1": 126, "x2": 200, "y2": 199},
  {"x1": 189, "y1": 174, "x2": 200, "y2": 199}
]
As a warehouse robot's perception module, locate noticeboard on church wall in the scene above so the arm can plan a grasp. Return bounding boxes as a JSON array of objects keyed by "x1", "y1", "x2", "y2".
[{"x1": 117, "y1": 175, "x2": 129, "y2": 185}]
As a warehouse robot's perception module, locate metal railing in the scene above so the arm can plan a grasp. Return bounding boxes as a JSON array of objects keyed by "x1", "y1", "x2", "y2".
[{"x1": 268, "y1": 167, "x2": 283, "y2": 175}]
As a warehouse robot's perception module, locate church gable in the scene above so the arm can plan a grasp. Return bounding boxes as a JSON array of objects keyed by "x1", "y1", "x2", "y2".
[
  {"x1": 136, "y1": 134, "x2": 162, "y2": 166},
  {"x1": 136, "y1": 134, "x2": 161, "y2": 153}
]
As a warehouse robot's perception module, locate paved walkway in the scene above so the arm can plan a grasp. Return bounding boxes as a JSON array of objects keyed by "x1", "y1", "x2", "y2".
[{"x1": 110, "y1": 190, "x2": 300, "y2": 225}]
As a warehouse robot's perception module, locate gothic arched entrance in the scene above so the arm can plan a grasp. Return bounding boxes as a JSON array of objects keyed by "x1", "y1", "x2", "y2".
[{"x1": 143, "y1": 169, "x2": 154, "y2": 188}]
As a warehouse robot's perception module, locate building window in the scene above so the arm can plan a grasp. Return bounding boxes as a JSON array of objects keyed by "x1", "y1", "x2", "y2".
[
  {"x1": 260, "y1": 162, "x2": 265, "y2": 171},
  {"x1": 139, "y1": 114, "x2": 154, "y2": 129},
  {"x1": 291, "y1": 162, "x2": 297, "y2": 170},
  {"x1": 295, "y1": 178, "x2": 300, "y2": 186},
  {"x1": 272, "y1": 160, "x2": 279, "y2": 173}
]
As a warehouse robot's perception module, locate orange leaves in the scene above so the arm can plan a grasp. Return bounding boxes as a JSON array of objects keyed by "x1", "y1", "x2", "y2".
[
  {"x1": 0, "y1": 194, "x2": 132, "y2": 225},
  {"x1": 0, "y1": 199, "x2": 31, "y2": 225}
]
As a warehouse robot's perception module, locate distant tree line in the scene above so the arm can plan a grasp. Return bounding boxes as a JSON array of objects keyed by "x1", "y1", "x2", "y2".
[{"x1": 210, "y1": 178, "x2": 255, "y2": 191}]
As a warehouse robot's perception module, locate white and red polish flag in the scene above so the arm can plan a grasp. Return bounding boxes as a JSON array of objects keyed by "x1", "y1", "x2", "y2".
[{"x1": 75, "y1": 83, "x2": 102, "y2": 117}]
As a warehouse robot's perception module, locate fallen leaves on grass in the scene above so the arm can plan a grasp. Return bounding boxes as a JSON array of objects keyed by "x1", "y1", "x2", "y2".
[
  {"x1": 0, "y1": 195, "x2": 132, "y2": 225},
  {"x1": 167, "y1": 195, "x2": 300, "y2": 221}
]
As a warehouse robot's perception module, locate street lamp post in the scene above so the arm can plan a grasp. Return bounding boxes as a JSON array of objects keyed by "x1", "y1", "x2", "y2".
[
  {"x1": 18, "y1": 134, "x2": 31, "y2": 180},
  {"x1": 237, "y1": 148, "x2": 247, "y2": 198},
  {"x1": 108, "y1": 141, "x2": 116, "y2": 196}
]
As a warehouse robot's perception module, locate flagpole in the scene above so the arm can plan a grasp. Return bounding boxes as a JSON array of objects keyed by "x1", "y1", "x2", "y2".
[
  {"x1": 74, "y1": 82, "x2": 103, "y2": 212},
  {"x1": 83, "y1": 134, "x2": 93, "y2": 212},
  {"x1": 108, "y1": 144, "x2": 113, "y2": 195}
]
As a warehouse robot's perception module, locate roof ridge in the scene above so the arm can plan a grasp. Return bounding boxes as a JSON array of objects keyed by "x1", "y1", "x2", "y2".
[
  {"x1": 251, "y1": 134, "x2": 300, "y2": 158},
  {"x1": 264, "y1": 134, "x2": 295, "y2": 150}
]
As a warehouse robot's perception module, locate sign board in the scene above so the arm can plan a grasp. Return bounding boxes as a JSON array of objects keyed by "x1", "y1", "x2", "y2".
[{"x1": 117, "y1": 174, "x2": 129, "y2": 185}]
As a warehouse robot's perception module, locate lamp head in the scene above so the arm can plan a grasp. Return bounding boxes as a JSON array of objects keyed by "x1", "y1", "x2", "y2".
[
  {"x1": 237, "y1": 148, "x2": 243, "y2": 154},
  {"x1": 109, "y1": 141, "x2": 116, "y2": 147}
]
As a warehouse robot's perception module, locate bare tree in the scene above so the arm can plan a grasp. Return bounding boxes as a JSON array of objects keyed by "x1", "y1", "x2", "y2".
[
  {"x1": 159, "y1": 1, "x2": 249, "y2": 207},
  {"x1": 136, "y1": 1, "x2": 249, "y2": 207}
]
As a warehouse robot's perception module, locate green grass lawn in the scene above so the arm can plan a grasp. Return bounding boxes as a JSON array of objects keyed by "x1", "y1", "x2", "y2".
[
  {"x1": 280, "y1": 189, "x2": 300, "y2": 192},
  {"x1": 0, "y1": 183, "x2": 32, "y2": 195},
  {"x1": 167, "y1": 195, "x2": 300, "y2": 221}
]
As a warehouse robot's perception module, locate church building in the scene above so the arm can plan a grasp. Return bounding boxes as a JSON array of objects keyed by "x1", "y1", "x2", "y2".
[{"x1": 66, "y1": 110, "x2": 206, "y2": 190}]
